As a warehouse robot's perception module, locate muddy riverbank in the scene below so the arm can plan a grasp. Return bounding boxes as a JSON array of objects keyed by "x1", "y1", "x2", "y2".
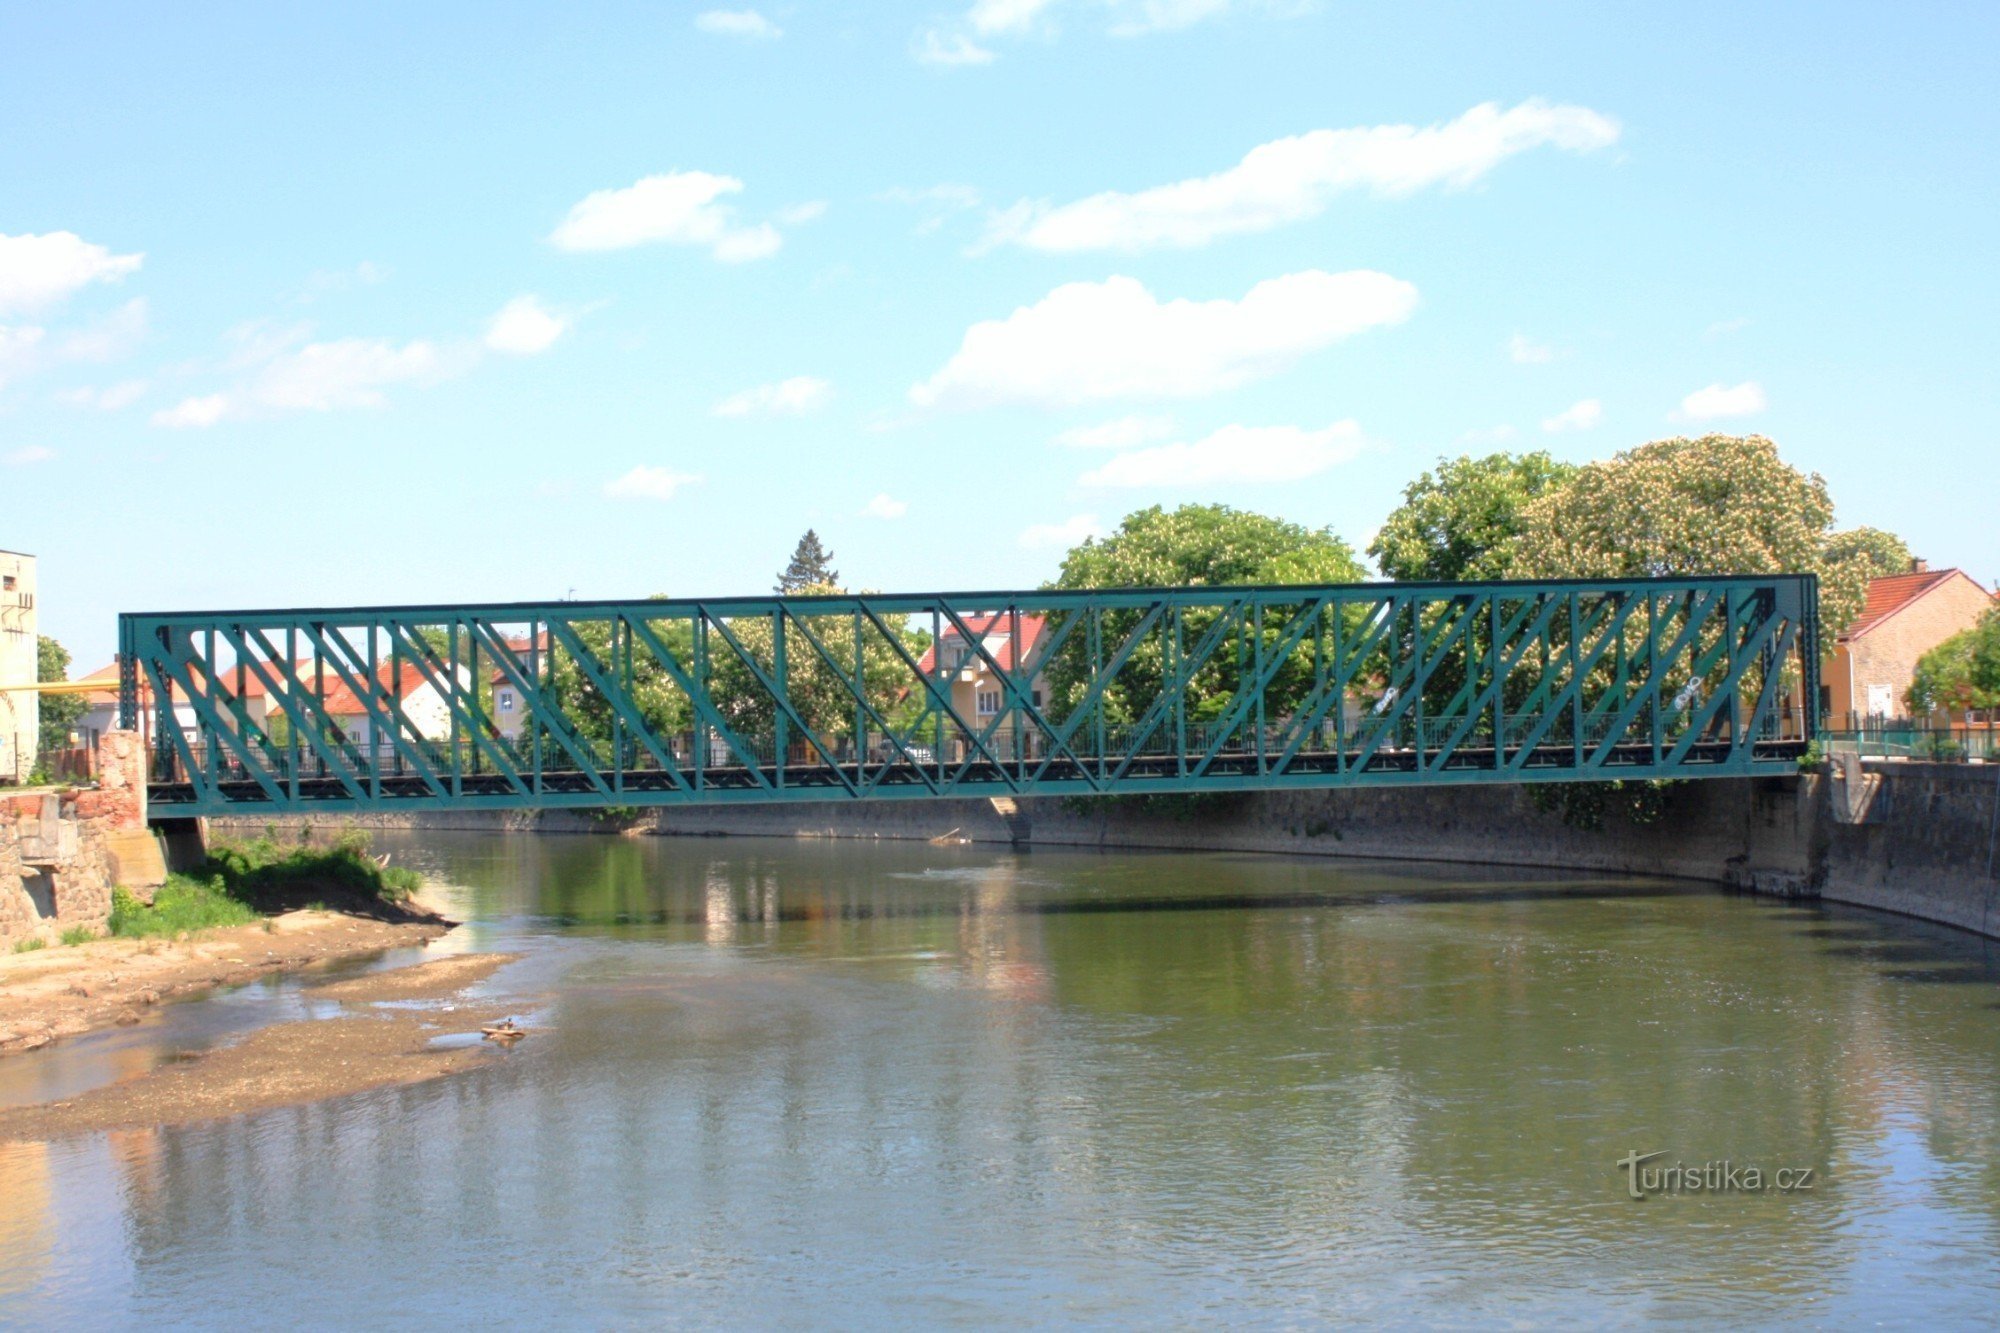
[
  {"x1": 0, "y1": 903, "x2": 456, "y2": 1057},
  {"x1": 0, "y1": 953, "x2": 522, "y2": 1139}
]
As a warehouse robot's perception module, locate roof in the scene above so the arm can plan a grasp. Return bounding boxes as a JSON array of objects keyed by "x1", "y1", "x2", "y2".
[
  {"x1": 74, "y1": 656, "x2": 450, "y2": 713},
  {"x1": 1840, "y1": 568, "x2": 1993, "y2": 641},
  {"x1": 916, "y1": 612, "x2": 1048, "y2": 675}
]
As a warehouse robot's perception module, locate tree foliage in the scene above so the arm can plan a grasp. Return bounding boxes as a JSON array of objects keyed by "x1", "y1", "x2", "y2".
[
  {"x1": 1368, "y1": 451, "x2": 1579, "y2": 583},
  {"x1": 1821, "y1": 526, "x2": 1914, "y2": 582},
  {"x1": 775, "y1": 530, "x2": 838, "y2": 594},
  {"x1": 709, "y1": 581, "x2": 917, "y2": 746},
  {"x1": 1508, "y1": 433, "x2": 1872, "y2": 636},
  {"x1": 1046, "y1": 505, "x2": 1367, "y2": 725},
  {"x1": 36, "y1": 636, "x2": 86, "y2": 755}
]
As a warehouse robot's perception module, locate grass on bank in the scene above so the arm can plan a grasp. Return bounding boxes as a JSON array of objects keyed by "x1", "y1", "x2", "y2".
[{"x1": 106, "y1": 827, "x2": 423, "y2": 940}]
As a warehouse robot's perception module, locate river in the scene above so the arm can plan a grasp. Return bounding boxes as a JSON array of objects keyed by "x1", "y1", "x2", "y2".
[{"x1": 3, "y1": 831, "x2": 2000, "y2": 1325}]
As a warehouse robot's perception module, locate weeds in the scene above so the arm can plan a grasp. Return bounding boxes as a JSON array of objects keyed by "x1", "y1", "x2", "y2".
[
  {"x1": 11, "y1": 937, "x2": 46, "y2": 953},
  {"x1": 59, "y1": 925, "x2": 97, "y2": 947}
]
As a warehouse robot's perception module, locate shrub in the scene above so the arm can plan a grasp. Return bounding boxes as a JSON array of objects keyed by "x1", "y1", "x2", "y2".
[
  {"x1": 12, "y1": 937, "x2": 46, "y2": 953},
  {"x1": 108, "y1": 878, "x2": 259, "y2": 939},
  {"x1": 195, "y1": 826, "x2": 419, "y2": 904},
  {"x1": 59, "y1": 925, "x2": 97, "y2": 946}
]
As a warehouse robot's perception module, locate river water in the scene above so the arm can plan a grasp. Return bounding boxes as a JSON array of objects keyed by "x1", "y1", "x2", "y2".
[{"x1": 4, "y1": 831, "x2": 2000, "y2": 1326}]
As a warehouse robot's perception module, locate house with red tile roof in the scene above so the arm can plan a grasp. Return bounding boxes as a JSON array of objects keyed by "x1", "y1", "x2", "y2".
[
  {"x1": 915, "y1": 612, "x2": 1053, "y2": 741},
  {"x1": 71, "y1": 655, "x2": 469, "y2": 753},
  {"x1": 1826, "y1": 563, "x2": 1995, "y2": 721}
]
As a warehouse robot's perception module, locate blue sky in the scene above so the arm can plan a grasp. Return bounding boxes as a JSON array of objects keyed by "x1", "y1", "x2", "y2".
[{"x1": 4, "y1": 1, "x2": 1996, "y2": 666}]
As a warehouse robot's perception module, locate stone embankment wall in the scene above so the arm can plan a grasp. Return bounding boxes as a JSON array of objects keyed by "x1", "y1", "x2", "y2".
[
  {"x1": 0, "y1": 732, "x2": 153, "y2": 947},
  {"x1": 214, "y1": 760, "x2": 2000, "y2": 942}
]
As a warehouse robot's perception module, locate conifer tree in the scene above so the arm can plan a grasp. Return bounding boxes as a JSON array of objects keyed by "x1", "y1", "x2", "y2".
[{"x1": 775, "y1": 530, "x2": 838, "y2": 593}]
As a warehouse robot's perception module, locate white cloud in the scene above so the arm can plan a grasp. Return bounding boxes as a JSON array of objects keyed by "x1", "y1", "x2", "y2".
[
  {"x1": 4, "y1": 445, "x2": 54, "y2": 466},
  {"x1": 777, "y1": 201, "x2": 828, "y2": 225},
  {"x1": 0, "y1": 299, "x2": 145, "y2": 391},
  {"x1": 1705, "y1": 316, "x2": 1751, "y2": 338},
  {"x1": 926, "y1": 0, "x2": 1292, "y2": 59},
  {"x1": 1104, "y1": 0, "x2": 1237, "y2": 35},
  {"x1": 695, "y1": 8, "x2": 782, "y2": 38},
  {"x1": 1054, "y1": 414, "x2": 1175, "y2": 448},
  {"x1": 969, "y1": 0, "x2": 1062, "y2": 34},
  {"x1": 296, "y1": 260, "x2": 387, "y2": 302},
  {"x1": 1541, "y1": 398, "x2": 1602, "y2": 432},
  {"x1": 0, "y1": 325, "x2": 46, "y2": 388},
  {"x1": 605, "y1": 465, "x2": 702, "y2": 501},
  {"x1": 152, "y1": 336, "x2": 456, "y2": 427},
  {"x1": 911, "y1": 269, "x2": 1416, "y2": 410},
  {"x1": 861, "y1": 493, "x2": 909, "y2": 519},
  {"x1": 151, "y1": 394, "x2": 230, "y2": 429},
  {"x1": 0, "y1": 231, "x2": 143, "y2": 315},
  {"x1": 1677, "y1": 380, "x2": 1767, "y2": 420},
  {"x1": 983, "y1": 100, "x2": 1620, "y2": 253},
  {"x1": 1078, "y1": 420, "x2": 1367, "y2": 487},
  {"x1": 57, "y1": 297, "x2": 147, "y2": 361},
  {"x1": 251, "y1": 337, "x2": 450, "y2": 412},
  {"x1": 882, "y1": 184, "x2": 983, "y2": 235},
  {"x1": 1458, "y1": 424, "x2": 1518, "y2": 445},
  {"x1": 1508, "y1": 333, "x2": 1554, "y2": 364},
  {"x1": 57, "y1": 379, "x2": 147, "y2": 411},
  {"x1": 713, "y1": 375, "x2": 832, "y2": 417},
  {"x1": 484, "y1": 295, "x2": 570, "y2": 355},
  {"x1": 915, "y1": 30, "x2": 996, "y2": 65},
  {"x1": 549, "y1": 172, "x2": 783, "y2": 260},
  {"x1": 1019, "y1": 513, "x2": 1104, "y2": 549}
]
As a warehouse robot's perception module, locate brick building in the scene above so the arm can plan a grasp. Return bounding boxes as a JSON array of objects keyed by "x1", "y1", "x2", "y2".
[{"x1": 1825, "y1": 563, "x2": 1994, "y2": 722}]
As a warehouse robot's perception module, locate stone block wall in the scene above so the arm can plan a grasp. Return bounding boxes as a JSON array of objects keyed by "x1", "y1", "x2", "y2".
[{"x1": 0, "y1": 730, "x2": 148, "y2": 948}]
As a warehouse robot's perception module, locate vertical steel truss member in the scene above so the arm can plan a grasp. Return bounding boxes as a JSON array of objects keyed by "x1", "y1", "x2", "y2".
[{"x1": 120, "y1": 575, "x2": 1818, "y2": 815}]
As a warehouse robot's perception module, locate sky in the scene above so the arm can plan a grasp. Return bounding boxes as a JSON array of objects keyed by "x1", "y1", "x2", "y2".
[{"x1": 3, "y1": 1, "x2": 1997, "y2": 667}]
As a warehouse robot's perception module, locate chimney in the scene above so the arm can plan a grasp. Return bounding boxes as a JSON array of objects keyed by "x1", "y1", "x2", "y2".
[{"x1": 1910, "y1": 558, "x2": 1929, "y2": 573}]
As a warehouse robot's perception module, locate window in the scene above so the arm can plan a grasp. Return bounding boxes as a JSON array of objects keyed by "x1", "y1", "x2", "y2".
[
  {"x1": 498, "y1": 689, "x2": 515, "y2": 712},
  {"x1": 1031, "y1": 688, "x2": 1044, "y2": 709},
  {"x1": 1, "y1": 576, "x2": 12, "y2": 591},
  {"x1": 977, "y1": 690, "x2": 1001, "y2": 716}
]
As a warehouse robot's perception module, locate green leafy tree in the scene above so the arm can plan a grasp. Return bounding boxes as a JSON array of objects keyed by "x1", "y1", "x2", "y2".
[
  {"x1": 1369, "y1": 451, "x2": 1579, "y2": 582},
  {"x1": 544, "y1": 614, "x2": 698, "y2": 750},
  {"x1": 1821, "y1": 526, "x2": 1915, "y2": 581},
  {"x1": 1908, "y1": 607, "x2": 2000, "y2": 714},
  {"x1": 1044, "y1": 504, "x2": 1367, "y2": 726},
  {"x1": 775, "y1": 530, "x2": 838, "y2": 594},
  {"x1": 1506, "y1": 435, "x2": 1864, "y2": 828},
  {"x1": 36, "y1": 636, "x2": 86, "y2": 756},
  {"x1": 1509, "y1": 433, "x2": 1871, "y2": 636},
  {"x1": 709, "y1": 581, "x2": 917, "y2": 748}
]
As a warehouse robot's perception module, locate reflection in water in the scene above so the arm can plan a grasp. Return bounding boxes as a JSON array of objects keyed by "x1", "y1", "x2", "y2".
[{"x1": 3, "y1": 830, "x2": 1999, "y2": 1324}]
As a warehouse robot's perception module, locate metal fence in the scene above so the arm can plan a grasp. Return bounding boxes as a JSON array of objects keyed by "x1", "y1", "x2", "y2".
[{"x1": 1822, "y1": 712, "x2": 2000, "y2": 763}]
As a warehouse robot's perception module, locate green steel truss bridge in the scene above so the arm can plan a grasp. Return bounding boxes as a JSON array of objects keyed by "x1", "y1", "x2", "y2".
[{"x1": 119, "y1": 575, "x2": 1819, "y2": 818}]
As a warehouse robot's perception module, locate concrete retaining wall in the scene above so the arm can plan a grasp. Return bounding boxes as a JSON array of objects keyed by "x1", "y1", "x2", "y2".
[{"x1": 210, "y1": 761, "x2": 2000, "y2": 941}]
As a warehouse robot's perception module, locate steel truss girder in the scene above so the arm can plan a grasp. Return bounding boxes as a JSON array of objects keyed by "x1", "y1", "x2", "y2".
[{"x1": 119, "y1": 574, "x2": 1819, "y2": 816}]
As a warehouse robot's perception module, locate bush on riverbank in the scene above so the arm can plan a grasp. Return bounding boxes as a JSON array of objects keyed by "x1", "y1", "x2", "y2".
[
  {"x1": 201, "y1": 828, "x2": 421, "y2": 906},
  {"x1": 106, "y1": 829, "x2": 424, "y2": 940},
  {"x1": 109, "y1": 878, "x2": 259, "y2": 938}
]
